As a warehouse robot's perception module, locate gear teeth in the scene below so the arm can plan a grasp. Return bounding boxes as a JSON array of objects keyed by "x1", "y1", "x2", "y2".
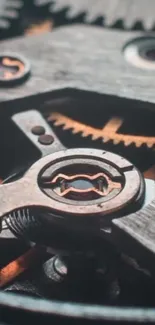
[
  {"x1": 66, "y1": 6, "x2": 86, "y2": 20},
  {"x1": 147, "y1": 143, "x2": 154, "y2": 149},
  {"x1": 62, "y1": 124, "x2": 71, "y2": 130},
  {"x1": 82, "y1": 131, "x2": 91, "y2": 137},
  {"x1": 72, "y1": 128, "x2": 81, "y2": 135},
  {"x1": 92, "y1": 135, "x2": 101, "y2": 141},
  {"x1": 113, "y1": 139, "x2": 121, "y2": 145},
  {"x1": 102, "y1": 137, "x2": 110, "y2": 143},
  {"x1": 35, "y1": 0, "x2": 155, "y2": 30},
  {"x1": 135, "y1": 142, "x2": 143, "y2": 148},
  {"x1": 53, "y1": 120, "x2": 64, "y2": 127},
  {"x1": 48, "y1": 112, "x2": 155, "y2": 149},
  {"x1": 124, "y1": 140, "x2": 133, "y2": 147}
]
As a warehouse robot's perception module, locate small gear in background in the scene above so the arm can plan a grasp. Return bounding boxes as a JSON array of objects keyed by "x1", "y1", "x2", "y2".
[
  {"x1": 34, "y1": 0, "x2": 155, "y2": 30},
  {"x1": 0, "y1": 0, "x2": 23, "y2": 38}
]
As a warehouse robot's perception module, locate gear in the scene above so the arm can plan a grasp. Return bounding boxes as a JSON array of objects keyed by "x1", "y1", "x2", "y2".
[
  {"x1": 34, "y1": 0, "x2": 155, "y2": 30},
  {"x1": 49, "y1": 112, "x2": 155, "y2": 148},
  {"x1": 0, "y1": 0, "x2": 22, "y2": 31}
]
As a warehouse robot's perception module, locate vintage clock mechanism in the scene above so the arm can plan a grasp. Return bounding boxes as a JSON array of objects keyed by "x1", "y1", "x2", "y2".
[{"x1": 1, "y1": 20, "x2": 155, "y2": 323}]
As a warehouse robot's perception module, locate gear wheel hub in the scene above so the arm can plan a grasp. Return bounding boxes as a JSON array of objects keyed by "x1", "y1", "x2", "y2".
[{"x1": 3, "y1": 149, "x2": 145, "y2": 252}]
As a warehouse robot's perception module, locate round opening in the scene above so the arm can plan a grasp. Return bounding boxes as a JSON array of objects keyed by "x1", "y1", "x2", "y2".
[
  {"x1": 123, "y1": 37, "x2": 155, "y2": 69},
  {"x1": 140, "y1": 46, "x2": 155, "y2": 61}
]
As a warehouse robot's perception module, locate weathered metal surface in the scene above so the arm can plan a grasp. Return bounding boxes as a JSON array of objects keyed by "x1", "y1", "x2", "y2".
[
  {"x1": 1, "y1": 26, "x2": 155, "y2": 107},
  {"x1": 12, "y1": 110, "x2": 65, "y2": 156},
  {"x1": 0, "y1": 148, "x2": 143, "y2": 221}
]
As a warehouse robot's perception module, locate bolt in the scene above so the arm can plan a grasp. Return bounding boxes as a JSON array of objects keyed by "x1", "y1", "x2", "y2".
[
  {"x1": 53, "y1": 256, "x2": 68, "y2": 276},
  {"x1": 43, "y1": 256, "x2": 68, "y2": 283}
]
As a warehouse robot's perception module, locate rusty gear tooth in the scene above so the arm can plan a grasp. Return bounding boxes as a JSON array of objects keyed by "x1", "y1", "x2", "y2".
[
  {"x1": 136, "y1": 142, "x2": 143, "y2": 148},
  {"x1": 81, "y1": 131, "x2": 91, "y2": 137},
  {"x1": 62, "y1": 124, "x2": 71, "y2": 131},
  {"x1": 147, "y1": 143, "x2": 154, "y2": 149},
  {"x1": 92, "y1": 134, "x2": 102, "y2": 141},
  {"x1": 53, "y1": 120, "x2": 64, "y2": 127},
  {"x1": 124, "y1": 140, "x2": 133, "y2": 147},
  {"x1": 102, "y1": 137, "x2": 110, "y2": 143},
  {"x1": 113, "y1": 139, "x2": 121, "y2": 145},
  {"x1": 72, "y1": 128, "x2": 81, "y2": 135}
]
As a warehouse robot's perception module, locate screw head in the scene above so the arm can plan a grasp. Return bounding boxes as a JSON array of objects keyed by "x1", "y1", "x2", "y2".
[
  {"x1": 31, "y1": 125, "x2": 45, "y2": 136},
  {"x1": 38, "y1": 134, "x2": 54, "y2": 145}
]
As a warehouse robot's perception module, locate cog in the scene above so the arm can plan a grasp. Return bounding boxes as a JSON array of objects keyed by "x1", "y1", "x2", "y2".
[
  {"x1": 0, "y1": 0, "x2": 22, "y2": 30},
  {"x1": 49, "y1": 112, "x2": 155, "y2": 148},
  {"x1": 34, "y1": 0, "x2": 155, "y2": 30}
]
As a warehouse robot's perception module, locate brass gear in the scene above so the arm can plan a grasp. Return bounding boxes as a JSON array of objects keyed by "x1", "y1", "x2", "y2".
[{"x1": 48, "y1": 112, "x2": 155, "y2": 149}]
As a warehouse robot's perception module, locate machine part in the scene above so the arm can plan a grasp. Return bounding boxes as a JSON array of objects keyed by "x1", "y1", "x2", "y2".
[
  {"x1": 124, "y1": 36, "x2": 155, "y2": 70},
  {"x1": 2, "y1": 26, "x2": 155, "y2": 104},
  {"x1": 12, "y1": 110, "x2": 64, "y2": 157},
  {"x1": 0, "y1": 148, "x2": 145, "y2": 252},
  {"x1": 0, "y1": 0, "x2": 22, "y2": 30},
  {"x1": 11, "y1": 105, "x2": 155, "y2": 176},
  {"x1": 0, "y1": 53, "x2": 30, "y2": 86},
  {"x1": 34, "y1": 0, "x2": 155, "y2": 30},
  {"x1": 49, "y1": 111, "x2": 155, "y2": 148},
  {"x1": 39, "y1": 149, "x2": 142, "y2": 213},
  {"x1": 43, "y1": 171, "x2": 122, "y2": 200},
  {"x1": 43, "y1": 255, "x2": 68, "y2": 282}
]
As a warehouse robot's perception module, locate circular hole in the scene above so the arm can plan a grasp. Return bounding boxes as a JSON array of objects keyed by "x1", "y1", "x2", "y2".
[
  {"x1": 139, "y1": 45, "x2": 155, "y2": 62},
  {"x1": 143, "y1": 48, "x2": 155, "y2": 61},
  {"x1": 123, "y1": 37, "x2": 155, "y2": 69}
]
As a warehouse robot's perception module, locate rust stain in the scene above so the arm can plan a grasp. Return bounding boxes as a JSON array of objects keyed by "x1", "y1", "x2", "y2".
[
  {"x1": 0, "y1": 246, "x2": 43, "y2": 288},
  {"x1": 144, "y1": 165, "x2": 155, "y2": 180},
  {"x1": 2, "y1": 58, "x2": 25, "y2": 79},
  {"x1": 25, "y1": 20, "x2": 53, "y2": 36}
]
